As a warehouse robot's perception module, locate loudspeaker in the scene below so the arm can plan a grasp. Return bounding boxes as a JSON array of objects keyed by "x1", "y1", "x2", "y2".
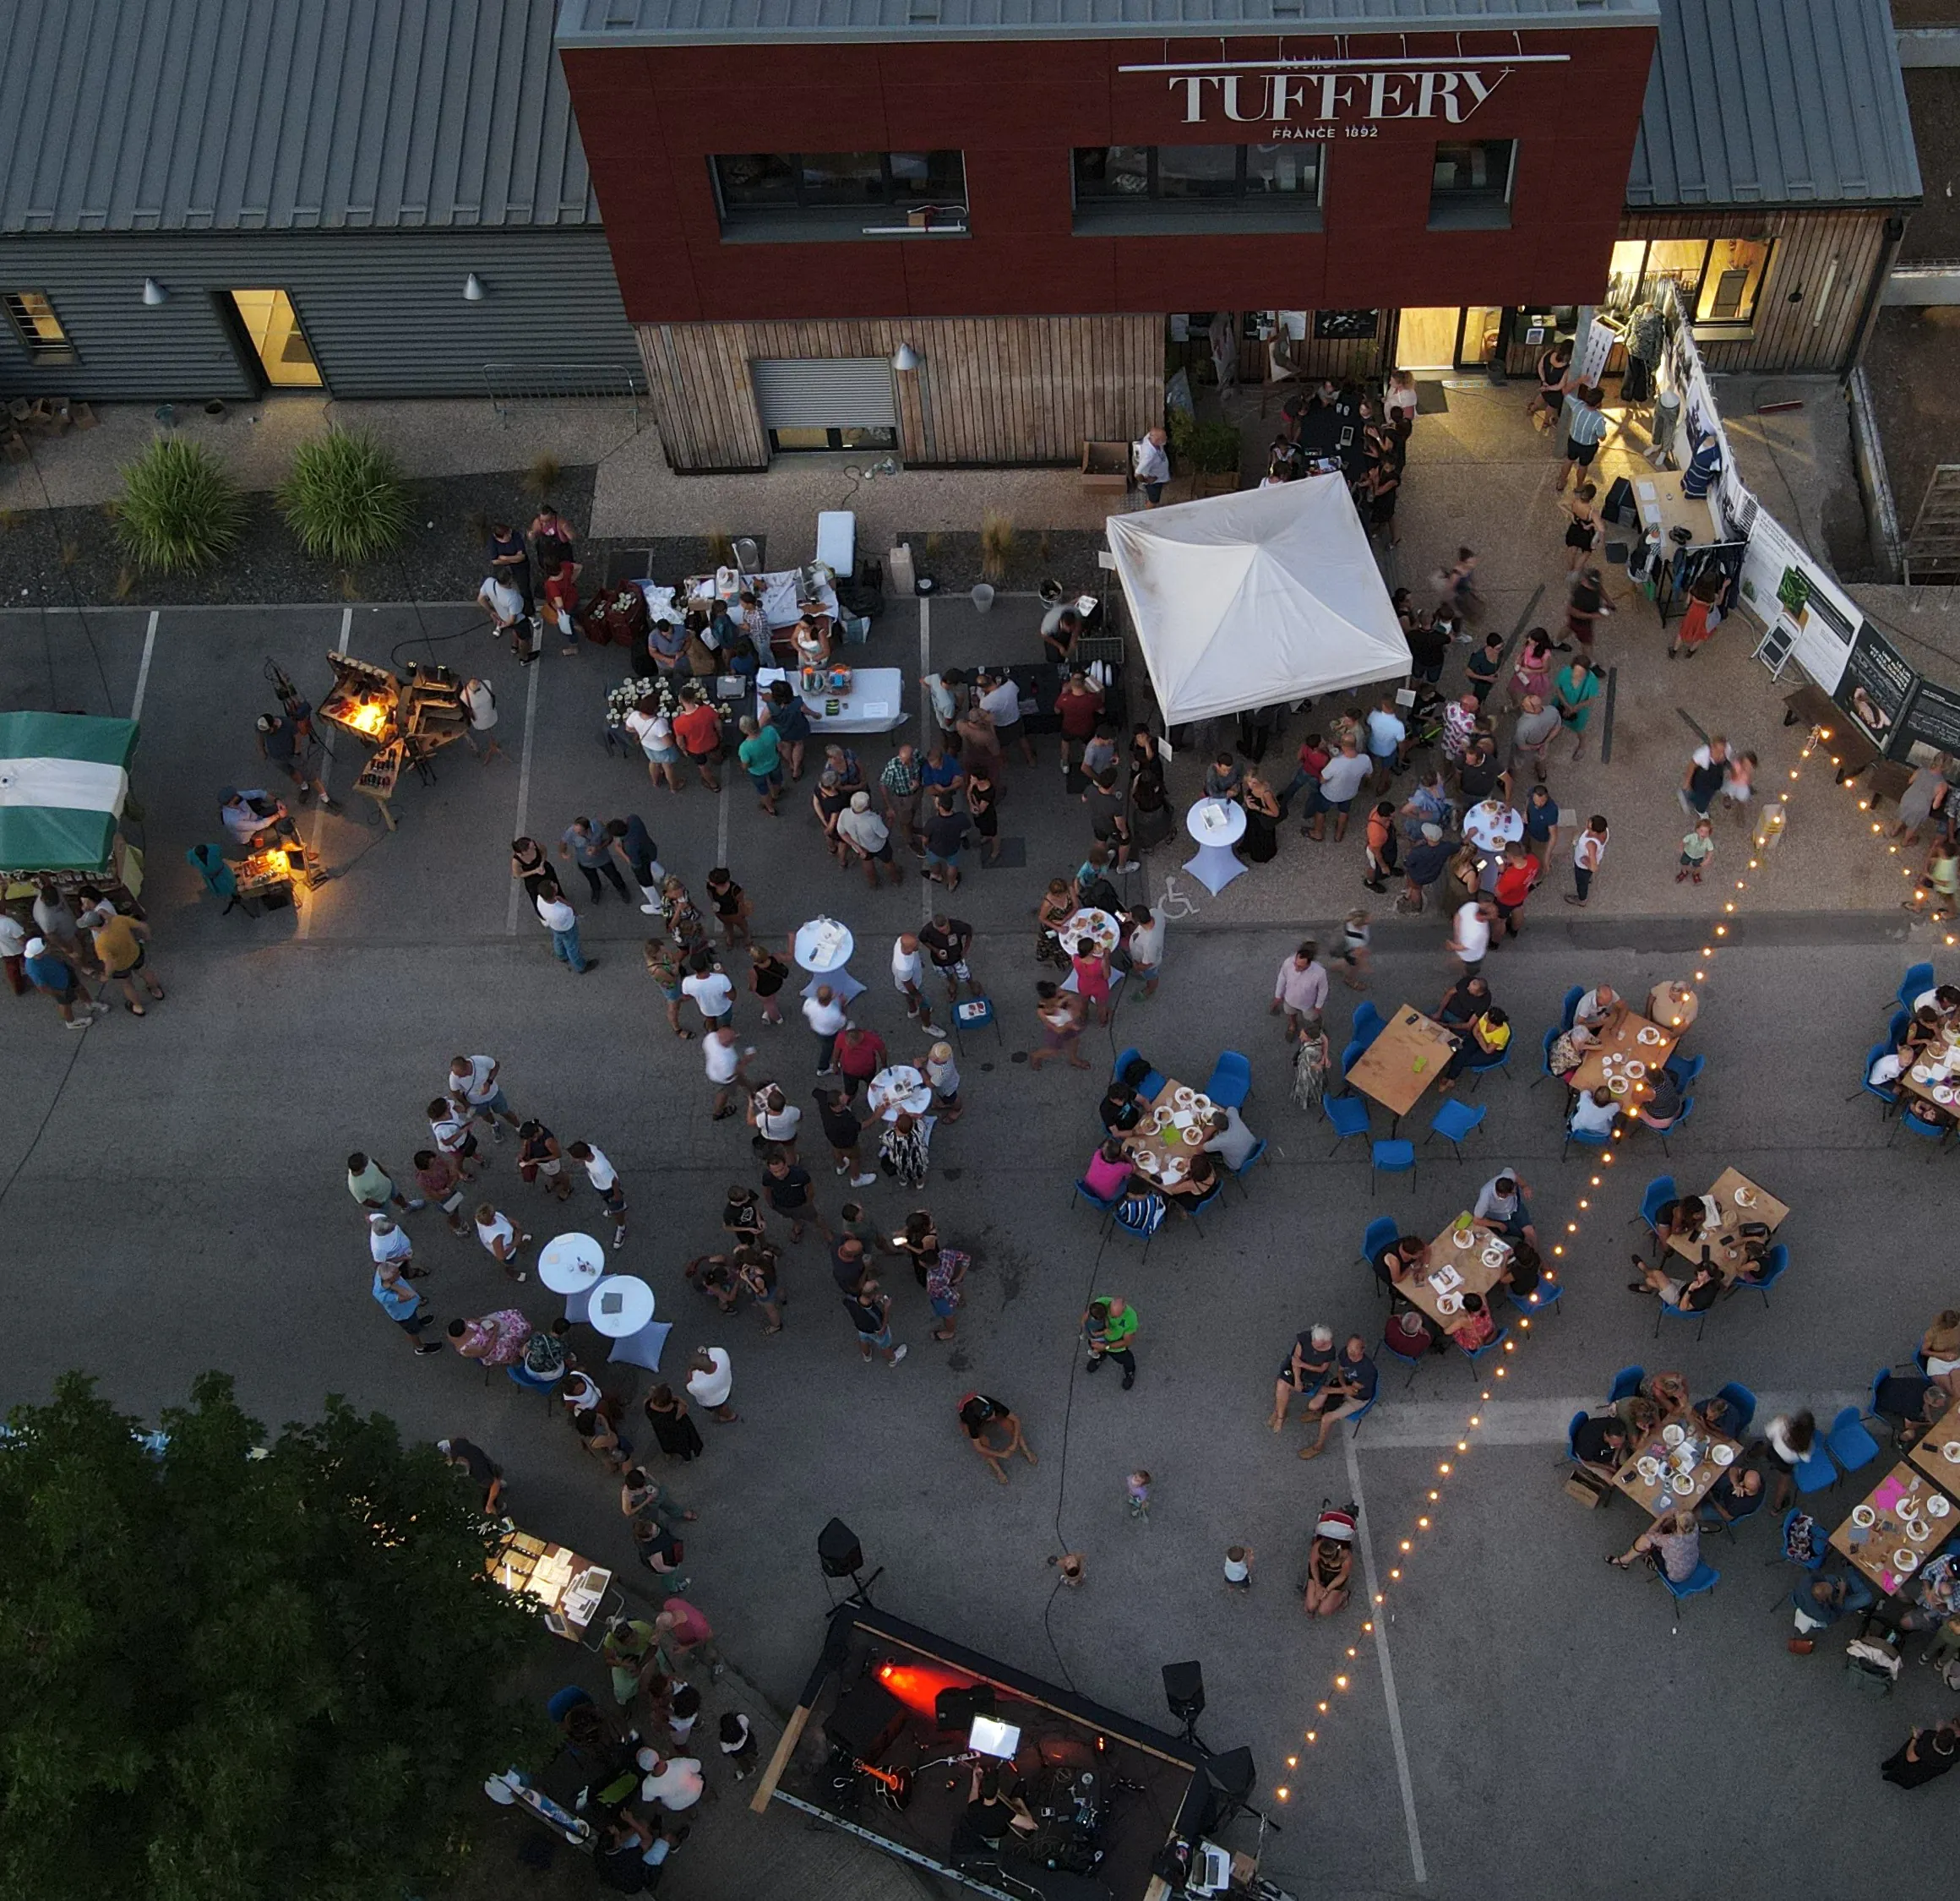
[
  {"x1": 1203, "y1": 1746, "x2": 1255, "y2": 1802},
  {"x1": 823, "y1": 1676, "x2": 906, "y2": 1763},
  {"x1": 1601, "y1": 475, "x2": 1636, "y2": 526},
  {"x1": 817, "y1": 1517, "x2": 864, "y2": 1579},
  {"x1": 1161, "y1": 1660, "x2": 1205, "y2": 1724},
  {"x1": 934, "y1": 1684, "x2": 995, "y2": 1732}
]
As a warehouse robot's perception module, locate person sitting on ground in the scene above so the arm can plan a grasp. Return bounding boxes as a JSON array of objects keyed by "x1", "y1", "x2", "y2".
[
  {"x1": 1628, "y1": 1251, "x2": 1723, "y2": 1315},
  {"x1": 957, "y1": 1392, "x2": 1037, "y2": 1485},
  {"x1": 1571, "y1": 1413, "x2": 1630, "y2": 1481},
  {"x1": 1302, "y1": 1505, "x2": 1356, "y2": 1617},
  {"x1": 1297, "y1": 1336, "x2": 1379, "y2": 1460},
  {"x1": 1568, "y1": 1085, "x2": 1619, "y2": 1140},
  {"x1": 1607, "y1": 1508, "x2": 1701, "y2": 1582}
]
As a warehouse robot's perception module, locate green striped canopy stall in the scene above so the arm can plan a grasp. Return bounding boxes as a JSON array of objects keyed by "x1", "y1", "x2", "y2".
[{"x1": 0, "y1": 711, "x2": 139, "y2": 872}]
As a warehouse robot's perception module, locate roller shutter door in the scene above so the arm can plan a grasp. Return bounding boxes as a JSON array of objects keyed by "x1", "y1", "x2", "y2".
[{"x1": 751, "y1": 357, "x2": 897, "y2": 430}]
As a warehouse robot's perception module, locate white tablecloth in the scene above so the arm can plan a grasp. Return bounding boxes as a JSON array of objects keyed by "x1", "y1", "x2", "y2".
[
  {"x1": 538, "y1": 1233, "x2": 605, "y2": 1294},
  {"x1": 759, "y1": 666, "x2": 906, "y2": 735},
  {"x1": 588, "y1": 1274, "x2": 656, "y2": 1338}
]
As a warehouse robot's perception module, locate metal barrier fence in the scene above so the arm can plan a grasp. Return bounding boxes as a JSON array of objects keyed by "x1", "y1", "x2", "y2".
[{"x1": 482, "y1": 363, "x2": 646, "y2": 428}]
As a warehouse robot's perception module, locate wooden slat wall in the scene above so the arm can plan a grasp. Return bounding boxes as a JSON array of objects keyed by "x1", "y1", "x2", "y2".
[
  {"x1": 1618, "y1": 210, "x2": 1892, "y2": 375},
  {"x1": 635, "y1": 313, "x2": 1163, "y2": 470}
]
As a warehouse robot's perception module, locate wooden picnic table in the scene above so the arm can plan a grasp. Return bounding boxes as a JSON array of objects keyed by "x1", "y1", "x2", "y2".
[
  {"x1": 1404, "y1": 1215, "x2": 1511, "y2": 1338},
  {"x1": 1569, "y1": 1006, "x2": 1677, "y2": 1108},
  {"x1": 1613, "y1": 1411, "x2": 1745, "y2": 1517},
  {"x1": 1897, "y1": 1022, "x2": 1960, "y2": 1119},
  {"x1": 1664, "y1": 1166, "x2": 1788, "y2": 1280},
  {"x1": 1908, "y1": 1397, "x2": 1960, "y2": 1490},
  {"x1": 1348, "y1": 1005, "x2": 1457, "y2": 1123},
  {"x1": 1124, "y1": 1077, "x2": 1217, "y2": 1188},
  {"x1": 1829, "y1": 1457, "x2": 1959, "y2": 1599}
]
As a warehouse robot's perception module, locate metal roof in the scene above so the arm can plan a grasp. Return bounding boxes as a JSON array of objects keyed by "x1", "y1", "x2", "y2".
[
  {"x1": 0, "y1": 0, "x2": 597, "y2": 235},
  {"x1": 557, "y1": 0, "x2": 1658, "y2": 46},
  {"x1": 1627, "y1": 0, "x2": 1921, "y2": 209}
]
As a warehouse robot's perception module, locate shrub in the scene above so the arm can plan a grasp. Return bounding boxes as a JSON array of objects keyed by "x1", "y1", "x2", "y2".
[
  {"x1": 278, "y1": 427, "x2": 410, "y2": 565},
  {"x1": 524, "y1": 452, "x2": 563, "y2": 498},
  {"x1": 114, "y1": 437, "x2": 245, "y2": 575},
  {"x1": 980, "y1": 509, "x2": 1015, "y2": 583}
]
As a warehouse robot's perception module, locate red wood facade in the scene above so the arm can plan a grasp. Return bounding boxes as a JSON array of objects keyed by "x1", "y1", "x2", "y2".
[{"x1": 562, "y1": 27, "x2": 1658, "y2": 325}]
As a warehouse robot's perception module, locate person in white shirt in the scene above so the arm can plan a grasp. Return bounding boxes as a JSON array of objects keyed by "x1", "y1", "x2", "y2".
[
  {"x1": 1573, "y1": 985, "x2": 1623, "y2": 1031},
  {"x1": 462, "y1": 677, "x2": 502, "y2": 764},
  {"x1": 568, "y1": 1140, "x2": 629, "y2": 1248},
  {"x1": 1568, "y1": 814, "x2": 1609, "y2": 907},
  {"x1": 624, "y1": 698, "x2": 683, "y2": 794},
  {"x1": 1364, "y1": 694, "x2": 1408, "y2": 792},
  {"x1": 219, "y1": 787, "x2": 300, "y2": 849},
  {"x1": 1447, "y1": 898, "x2": 1494, "y2": 974},
  {"x1": 476, "y1": 572, "x2": 525, "y2": 636},
  {"x1": 1306, "y1": 743, "x2": 1372, "y2": 842},
  {"x1": 685, "y1": 1346, "x2": 737, "y2": 1421},
  {"x1": 1133, "y1": 426, "x2": 1171, "y2": 505},
  {"x1": 803, "y1": 983, "x2": 849, "y2": 1074},
  {"x1": 535, "y1": 888, "x2": 593, "y2": 974},
  {"x1": 427, "y1": 1093, "x2": 482, "y2": 1172},
  {"x1": 448, "y1": 1054, "x2": 520, "y2": 1140},
  {"x1": 474, "y1": 1203, "x2": 531, "y2": 1281},
  {"x1": 747, "y1": 1085, "x2": 803, "y2": 1157},
  {"x1": 680, "y1": 960, "x2": 735, "y2": 1027},
  {"x1": 978, "y1": 672, "x2": 1036, "y2": 766},
  {"x1": 1124, "y1": 906, "x2": 1166, "y2": 998},
  {"x1": 704, "y1": 1025, "x2": 753, "y2": 1119},
  {"x1": 836, "y1": 793, "x2": 902, "y2": 889},
  {"x1": 1568, "y1": 1086, "x2": 1619, "y2": 1139},
  {"x1": 891, "y1": 932, "x2": 934, "y2": 1024},
  {"x1": 636, "y1": 1748, "x2": 705, "y2": 1813},
  {"x1": 368, "y1": 1214, "x2": 415, "y2": 1271}
]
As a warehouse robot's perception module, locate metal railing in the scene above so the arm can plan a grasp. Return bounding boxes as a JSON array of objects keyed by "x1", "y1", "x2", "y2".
[{"x1": 482, "y1": 362, "x2": 646, "y2": 428}]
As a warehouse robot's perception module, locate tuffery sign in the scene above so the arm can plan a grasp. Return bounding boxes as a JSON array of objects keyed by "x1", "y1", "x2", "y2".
[{"x1": 1120, "y1": 54, "x2": 1566, "y2": 135}]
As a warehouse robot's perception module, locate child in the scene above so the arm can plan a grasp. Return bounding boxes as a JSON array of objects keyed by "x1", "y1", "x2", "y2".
[
  {"x1": 719, "y1": 1710, "x2": 759, "y2": 1780},
  {"x1": 1465, "y1": 631, "x2": 1505, "y2": 707},
  {"x1": 1337, "y1": 908, "x2": 1372, "y2": 991},
  {"x1": 1223, "y1": 1544, "x2": 1255, "y2": 1592},
  {"x1": 1362, "y1": 804, "x2": 1397, "y2": 895},
  {"x1": 1921, "y1": 838, "x2": 1960, "y2": 922},
  {"x1": 667, "y1": 1682, "x2": 702, "y2": 1746},
  {"x1": 1126, "y1": 1470, "x2": 1152, "y2": 1521},
  {"x1": 1676, "y1": 817, "x2": 1715, "y2": 885},
  {"x1": 1047, "y1": 1551, "x2": 1086, "y2": 1588}
]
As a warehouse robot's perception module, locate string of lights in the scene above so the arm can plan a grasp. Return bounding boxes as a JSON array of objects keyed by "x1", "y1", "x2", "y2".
[{"x1": 1269, "y1": 719, "x2": 1848, "y2": 1810}]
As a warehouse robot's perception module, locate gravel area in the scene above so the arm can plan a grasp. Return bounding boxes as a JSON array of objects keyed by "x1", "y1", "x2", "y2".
[{"x1": 896, "y1": 526, "x2": 1107, "y2": 596}]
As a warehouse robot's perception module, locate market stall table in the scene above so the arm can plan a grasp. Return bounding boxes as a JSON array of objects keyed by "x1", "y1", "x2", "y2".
[
  {"x1": 758, "y1": 666, "x2": 906, "y2": 736},
  {"x1": 1613, "y1": 1411, "x2": 1744, "y2": 1517},
  {"x1": 1569, "y1": 1006, "x2": 1677, "y2": 1108},
  {"x1": 1830, "y1": 1459, "x2": 1958, "y2": 1598},
  {"x1": 1664, "y1": 1167, "x2": 1787, "y2": 1277},
  {"x1": 538, "y1": 1233, "x2": 606, "y2": 1295},
  {"x1": 1183, "y1": 798, "x2": 1247, "y2": 896},
  {"x1": 793, "y1": 915, "x2": 865, "y2": 1005},
  {"x1": 1908, "y1": 1399, "x2": 1960, "y2": 1490},
  {"x1": 586, "y1": 1274, "x2": 656, "y2": 1339},
  {"x1": 1408, "y1": 1217, "x2": 1511, "y2": 1337},
  {"x1": 1125, "y1": 1078, "x2": 1218, "y2": 1188},
  {"x1": 866, "y1": 1064, "x2": 933, "y2": 1123},
  {"x1": 489, "y1": 1528, "x2": 617, "y2": 1639},
  {"x1": 1348, "y1": 1005, "x2": 1458, "y2": 1129}
]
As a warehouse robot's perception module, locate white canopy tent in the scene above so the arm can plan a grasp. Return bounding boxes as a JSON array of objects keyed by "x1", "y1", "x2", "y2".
[{"x1": 1105, "y1": 477, "x2": 1412, "y2": 725}]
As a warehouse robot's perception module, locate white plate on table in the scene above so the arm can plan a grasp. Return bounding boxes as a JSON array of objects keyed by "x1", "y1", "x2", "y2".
[
  {"x1": 1944, "y1": 1441, "x2": 1960, "y2": 1466},
  {"x1": 1608, "y1": 1077, "x2": 1630, "y2": 1097},
  {"x1": 1663, "y1": 1423, "x2": 1685, "y2": 1447},
  {"x1": 1174, "y1": 1087, "x2": 1195, "y2": 1108},
  {"x1": 1853, "y1": 1504, "x2": 1877, "y2": 1528},
  {"x1": 1452, "y1": 1228, "x2": 1475, "y2": 1249},
  {"x1": 1937, "y1": 1086, "x2": 1957, "y2": 1106},
  {"x1": 1927, "y1": 1493, "x2": 1952, "y2": 1517},
  {"x1": 1913, "y1": 1065, "x2": 1936, "y2": 1082},
  {"x1": 1636, "y1": 1456, "x2": 1661, "y2": 1481},
  {"x1": 1895, "y1": 1548, "x2": 1919, "y2": 1572},
  {"x1": 1481, "y1": 1245, "x2": 1508, "y2": 1268},
  {"x1": 1626, "y1": 1059, "x2": 1647, "y2": 1079},
  {"x1": 1711, "y1": 1442, "x2": 1735, "y2": 1466},
  {"x1": 1637, "y1": 1027, "x2": 1663, "y2": 1045},
  {"x1": 1908, "y1": 1517, "x2": 1936, "y2": 1542},
  {"x1": 1731, "y1": 1187, "x2": 1756, "y2": 1209},
  {"x1": 1435, "y1": 1292, "x2": 1462, "y2": 1315}
]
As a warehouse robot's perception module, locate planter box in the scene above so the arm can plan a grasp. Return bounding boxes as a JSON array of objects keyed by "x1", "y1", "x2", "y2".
[{"x1": 1080, "y1": 440, "x2": 1130, "y2": 491}]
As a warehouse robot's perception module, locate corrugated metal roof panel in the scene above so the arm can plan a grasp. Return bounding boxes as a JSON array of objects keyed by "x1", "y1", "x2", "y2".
[
  {"x1": 0, "y1": 0, "x2": 597, "y2": 235},
  {"x1": 1627, "y1": 0, "x2": 1920, "y2": 209},
  {"x1": 557, "y1": 0, "x2": 1658, "y2": 44}
]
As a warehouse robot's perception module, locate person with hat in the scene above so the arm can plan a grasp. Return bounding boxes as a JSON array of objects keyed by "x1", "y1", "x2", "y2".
[
  {"x1": 255, "y1": 707, "x2": 336, "y2": 808},
  {"x1": 22, "y1": 934, "x2": 106, "y2": 1030},
  {"x1": 1303, "y1": 1505, "x2": 1356, "y2": 1616}
]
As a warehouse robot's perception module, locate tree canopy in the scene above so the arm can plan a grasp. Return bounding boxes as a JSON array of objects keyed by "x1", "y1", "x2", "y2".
[{"x1": 0, "y1": 1372, "x2": 553, "y2": 1901}]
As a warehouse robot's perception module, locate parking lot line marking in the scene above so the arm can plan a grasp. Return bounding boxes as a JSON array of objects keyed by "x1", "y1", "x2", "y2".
[
  {"x1": 1345, "y1": 1435, "x2": 1427, "y2": 1888},
  {"x1": 918, "y1": 596, "x2": 934, "y2": 921},
  {"x1": 297, "y1": 611, "x2": 355, "y2": 942},
  {"x1": 505, "y1": 652, "x2": 542, "y2": 934},
  {"x1": 716, "y1": 767, "x2": 730, "y2": 865},
  {"x1": 130, "y1": 611, "x2": 160, "y2": 722}
]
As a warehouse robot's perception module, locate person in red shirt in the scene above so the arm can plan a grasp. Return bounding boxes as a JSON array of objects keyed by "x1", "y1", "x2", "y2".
[
  {"x1": 654, "y1": 1598, "x2": 724, "y2": 1676},
  {"x1": 543, "y1": 560, "x2": 582, "y2": 656},
  {"x1": 830, "y1": 1021, "x2": 889, "y2": 1098},
  {"x1": 1490, "y1": 842, "x2": 1541, "y2": 940},
  {"x1": 1054, "y1": 672, "x2": 1106, "y2": 774},
  {"x1": 670, "y1": 691, "x2": 722, "y2": 791},
  {"x1": 1279, "y1": 732, "x2": 1332, "y2": 820}
]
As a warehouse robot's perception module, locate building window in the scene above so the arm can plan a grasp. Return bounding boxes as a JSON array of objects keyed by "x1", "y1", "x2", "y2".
[
  {"x1": 3, "y1": 291, "x2": 76, "y2": 364},
  {"x1": 1605, "y1": 237, "x2": 1773, "y2": 330},
  {"x1": 769, "y1": 426, "x2": 898, "y2": 455},
  {"x1": 711, "y1": 152, "x2": 966, "y2": 241},
  {"x1": 1428, "y1": 140, "x2": 1515, "y2": 231},
  {"x1": 1071, "y1": 145, "x2": 1322, "y2": 233}
]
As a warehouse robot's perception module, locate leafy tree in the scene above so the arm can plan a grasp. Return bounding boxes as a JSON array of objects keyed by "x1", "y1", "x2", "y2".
[{"x1": 0, "y1": 1373, "x2": 553, "y2": 1901}]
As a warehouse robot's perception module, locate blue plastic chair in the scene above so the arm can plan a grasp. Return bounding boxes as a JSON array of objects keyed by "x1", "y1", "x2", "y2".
[
  {"x1": 1895, "y1": 1108, "x2": 1950, "y2": 1158},
  {"x1": 1112, "y1": 1045, "x2": 1166, "y2": 1099},
  {"x1": 1708, "y1": 1381, "x2": 1757, "y2": 1437},
  {"x1": 1509, "y1": 1271, "x2": 1564, "y2": 1321},
  {"x1": 1324, "y1": 1092, "x2": 1372, "y2": 1156},
  {"x1": 1858, "y1": 1041, "x2": 1900, "y2": 1119},
  {"x1": 1775, "y1": 1508, "x2": 1830, "y2": 1575},
  {"x1": 1461, "y1": 1324, "x2": 1510, "y2": 1381},
  {"x1": 1530, "y1": 1025, "x2": 1565, "y2": 1093},
  {"x1": 1424, "y1": 1098, "x2": 1487, "y2": 1161},
  {"x1": 1663, "y1": 1052, "x2": 1705, "y2": 1092},
  {"x1": 508, "y1": 1364, "x2": 560, "y2": 1408},
  {"x1": 1370, "y1": 1139, "x2": 1417, "y2": 1196},
  {"x1": 1654, "y1": 1094, "x2": 1696, "y2": 1159},
  {"x1": 1346, "y1": 1392, "x2": 1380, "y2": 1438},
  {"x1": 1825, "y1": 1404, "x2": 1881, "y2": 1479},
  {"x1": 1226, "y1": 1137, "x2": 1268, "y2": 1197},
  {"x1": 1634, "y1": 1175, "x2": 1677, "y2": 1241},
  {"x1": 547, "y1": 1685, "x2": 595, "y2": 1724},
  {"x1": 1744, "y1": 1243, "x2": 1788, "y2": 1308},
  {"x1": 1792, "y1": 1441, "x2": 1838, "y2": 1497},
  {"x1": 1888, "y1": 1007, "x2": 1911, "y2": 1049},
  {"x1": 1562, "y1": 1120, "x2": 1611, "y2": 1163},
  {"x1": 1340, "y1": 1038, "x2": 1369, "y2": 1081},
  {"x1": 1360, "y1": 1215, "x2": 1401, "y2": 1274},
  {"x1": 1893, "y1": 961, "x2": 1936, "y2": 1016},
  {"x1": 1380, "y1": 1328, "x2": 1428, "y2": 1388},
  {"x1": 1109, "y1": 1194, "x2": 1165, "y2": 1260},
  {"x1": 1205, "y1": 1049, "x2": 1252, "y2": 1110},
  {"x1": 1565, "y1": 1410, "x2": 1591, "y2": 1463},
  {"x1": 1560, "y1": 984, "x2": 1585, "y2": 1032},
  {"x1": 1700, "y1": 1484, "x2": 1765, "y2": 1539},
  {"x1": 1653, "y1": 1290, "x2": 1713, "y2": 1343},
  {"x1": 1657, "y1": 1558, "x2": 1720, "y2": 1629},
  {"x1": 1070, "y1": 1177, "x2": 1120, "y2": 1226},
  {"x1": 1607, "y1": 1364, "x2": 1646, "y2": 1404},
  {"x1": 1465, "y1": 1044, "x2": 1511, "y2": 1091},
  {"x1": 1352, "y1": 1000, "x2": 1386, "y2": 1050}
]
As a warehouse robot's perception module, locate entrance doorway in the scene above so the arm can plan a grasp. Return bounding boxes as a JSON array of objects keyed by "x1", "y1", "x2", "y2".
[
  {"x1": 226, "y1": 290, "x2": 322, "y2": 388},
  {"x1": 1395, "y1": 308, "x2": 1461, "y2": 371}
]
